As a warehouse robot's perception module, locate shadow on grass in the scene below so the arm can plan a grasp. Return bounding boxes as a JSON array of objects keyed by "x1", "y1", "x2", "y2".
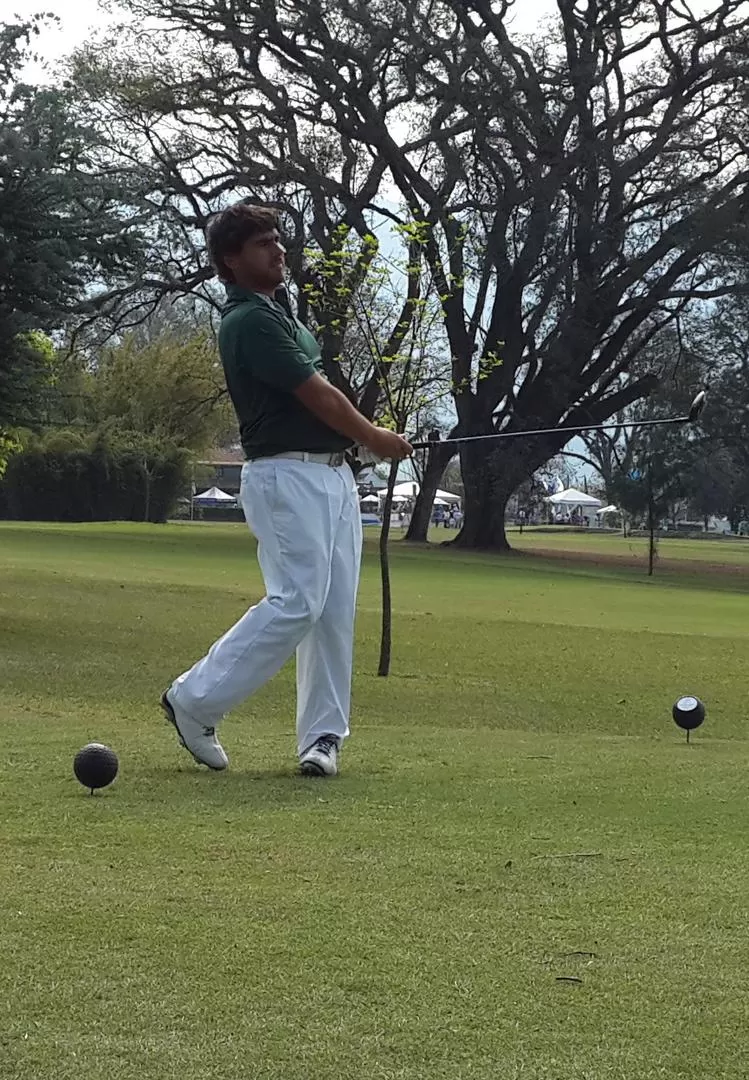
[{"x1": 115, "y1": 762, "x2": 368, "y2": 808}]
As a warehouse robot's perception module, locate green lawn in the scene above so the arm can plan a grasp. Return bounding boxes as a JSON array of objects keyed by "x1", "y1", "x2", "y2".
[{"x1": 2, "y1": 522, "x2": 749, "y2": 1080}]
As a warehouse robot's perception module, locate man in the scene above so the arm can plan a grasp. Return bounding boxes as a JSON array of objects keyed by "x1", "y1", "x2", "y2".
[{"x1": 161, "y1": 202, "x2": 412, "y2": 777}]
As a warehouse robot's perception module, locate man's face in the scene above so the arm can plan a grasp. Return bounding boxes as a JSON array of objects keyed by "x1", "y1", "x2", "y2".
[{"x1": 226, "y1": 229, "x2": 286, "y2": 291}]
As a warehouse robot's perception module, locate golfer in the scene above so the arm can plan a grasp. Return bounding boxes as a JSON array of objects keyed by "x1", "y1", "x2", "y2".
[{"x1": 161, "y1": 203, "x2": 412, "y2": 777}]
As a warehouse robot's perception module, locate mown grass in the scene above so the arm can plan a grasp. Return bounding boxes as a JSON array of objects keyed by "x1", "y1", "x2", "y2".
[{"x1": 1, "y1": 522, "x2": 748, "y2": 1080}]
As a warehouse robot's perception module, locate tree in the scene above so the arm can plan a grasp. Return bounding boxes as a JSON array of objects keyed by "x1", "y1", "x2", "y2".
[
  {"x1": 301, "y1": 223, "x2": 449, "y2": 417},
  {"x1": 688, "y1": 364, "x2": 749, "y2": 531},
  {"x1": 68, "y1": 0, "x2": 749, "y2": 549},
  {"x1": 0, "y1": 426, "x2": 188, "y2": 523},
  {"x1": 0, "y1": 16, "x2": 147, "y2": 458},
  {"x1": 90, "y1": 330, "x2": 235, "y2": 454},
  {"x1": 574, "y1": 326, "x2": 711, "y2": 497},
  {"x1": 681, "y1": 444, "x2": 739, "y2": 529},
  {"x1": 0, "y1": 330, "x2": 55, "y2": 473},
  {"x1": 577, "y1": 301, "x2": 749, "y2": 532},
  {"x1": 300, "y1": 225, "x2": 450, "y2": 674}
]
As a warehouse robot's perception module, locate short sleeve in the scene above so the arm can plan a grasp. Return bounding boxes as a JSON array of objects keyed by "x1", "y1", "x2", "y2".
[{"x1": 235, "y1": 307, "x2": 317, "y2": 392}]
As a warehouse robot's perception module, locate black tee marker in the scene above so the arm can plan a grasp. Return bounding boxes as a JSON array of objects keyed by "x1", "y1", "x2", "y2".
[{"x1": 672, "y1": 697, "x2": 706, "y2": 743}]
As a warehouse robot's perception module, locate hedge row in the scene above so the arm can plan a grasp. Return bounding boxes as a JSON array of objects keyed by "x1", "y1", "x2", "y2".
[{"x1": 0, "y1": 445, "x2": 187, "y2": 523}]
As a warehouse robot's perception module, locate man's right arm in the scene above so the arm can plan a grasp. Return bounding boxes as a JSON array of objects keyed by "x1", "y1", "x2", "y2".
[
  {"x1": 295, "y1": 374, "x2": 413, "y2": 460},
  {"x1": 232, "y1": 308, "x2": 412, "y2": 460}
]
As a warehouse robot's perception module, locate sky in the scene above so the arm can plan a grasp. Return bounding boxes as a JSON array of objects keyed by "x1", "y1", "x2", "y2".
[
  {"x1": 11, "y1": 0, "x2": 725, "y2": 71},
  {"x1": 12, "y1": 0, "x2": 112, "y2": 75},
  {"x1": 11, "y1": 0, "x2": 562, "y2": 77}
]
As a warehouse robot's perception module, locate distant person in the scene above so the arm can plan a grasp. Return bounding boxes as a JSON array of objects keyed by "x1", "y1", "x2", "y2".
[{"x1": 161, "y1": 203, "x2": 412, "y2": 778}]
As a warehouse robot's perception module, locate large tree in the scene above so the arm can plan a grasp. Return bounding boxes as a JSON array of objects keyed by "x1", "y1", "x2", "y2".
[
  {"x1": 70, "y1": 0, "x2": 749, "y2": 548},
  {"x1": 689, "y1": 363, "x2": 749, "y2": 530},
  {"x1": 573, "y1": 324, "x2": 711, "y2": 493},
  {"x1": 0, "y1": 16, "x2": 147, "y2": 438},
  {"x1": 577, "y1": 296, "x2": 749, "y2": 531},
  {"x1": 89, "y1": 330, "x2": 236, "y2": 453}
]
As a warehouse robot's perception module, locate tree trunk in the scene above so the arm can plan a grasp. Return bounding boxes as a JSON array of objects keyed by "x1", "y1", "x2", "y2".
[
  {"x1": 450, "y1": 443, "x2": 515, "y2": 551},
  {"x1": 377, "y1": 462, "x2": 399, "y2": 677},
  {"x1": 144, "y1": 466, "x2": 152, "y2": 523},
  {"x1": 404, "y1": 444, "x2": 452, "y2": 543},
  {"x1": 648, "y1": 478, "x2": 656, "y2": 576},
  {"x1": 452, "y1": 485, "x2": 512, "y2": 550}
]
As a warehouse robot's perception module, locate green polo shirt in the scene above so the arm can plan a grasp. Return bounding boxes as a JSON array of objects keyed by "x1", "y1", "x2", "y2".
[{"x1": 218, "y1": 285, "x2": 352, "y2": 460}]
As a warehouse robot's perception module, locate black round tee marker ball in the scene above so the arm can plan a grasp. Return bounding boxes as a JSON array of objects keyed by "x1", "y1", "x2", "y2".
[
  {"x1": 672, "y1": 697, "x2": 705, "y2": 742},
  {"x1": 73, "y1": 743, "x2": 119, "y2": 794}
]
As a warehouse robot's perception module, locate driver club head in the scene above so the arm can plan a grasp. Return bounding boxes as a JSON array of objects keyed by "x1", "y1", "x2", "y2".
[{"x1": 688, "y1": 390, "x2": 707, "y2": 423}]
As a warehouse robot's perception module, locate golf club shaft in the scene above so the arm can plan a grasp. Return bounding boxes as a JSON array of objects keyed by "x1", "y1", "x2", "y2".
[{"x1": 410, "y1": 413, "x2": 692, "y2": 451}]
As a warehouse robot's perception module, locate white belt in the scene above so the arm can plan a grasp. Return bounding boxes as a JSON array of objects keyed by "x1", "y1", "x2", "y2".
[{"x1": 260, "y1": 450, "x2": 347, "y2": 467}]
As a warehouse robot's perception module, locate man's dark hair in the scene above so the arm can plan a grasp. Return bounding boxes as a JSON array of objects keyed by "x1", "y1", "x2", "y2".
[{"x1": 206, "y1": 203, "x2": 281, "y2": 283}]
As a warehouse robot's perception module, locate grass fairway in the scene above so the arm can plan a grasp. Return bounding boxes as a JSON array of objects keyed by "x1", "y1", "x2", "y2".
[{"x1": 2, "y1": 522, "x2": 749, "y2": 1080}]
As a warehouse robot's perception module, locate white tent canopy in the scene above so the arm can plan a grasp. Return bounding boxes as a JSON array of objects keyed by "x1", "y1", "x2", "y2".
[
  {"x1": 389, "y1": 482, "x2": 461, "y2": 502},
  {"x1": 544, "y1": 487, "x2": 603, "y2": 508},
  {"x1": 193, "y1": 486, "x2": 236, "y2": 503},
  {"x1": 359, "y1": 494, "x2": 380, "y2": 504},
  {"x1": 596, "y1": 504, "x2": 619, "y2": 515}
]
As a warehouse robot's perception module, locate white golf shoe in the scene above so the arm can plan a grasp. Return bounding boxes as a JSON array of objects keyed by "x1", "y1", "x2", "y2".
[
  {"x1": 160, "y1": 690, "x2": 228, "y2": 771},
  {"x1": 299, "y1": 735, "x2": 340, "y2": 777}
]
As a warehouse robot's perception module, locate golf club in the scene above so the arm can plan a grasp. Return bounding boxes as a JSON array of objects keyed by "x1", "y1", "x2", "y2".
[{"x1": 409, "y1": 391, "x2": 707, "y2": 451}]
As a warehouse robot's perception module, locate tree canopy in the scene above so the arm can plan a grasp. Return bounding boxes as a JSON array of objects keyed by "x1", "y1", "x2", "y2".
[
  {"x1": 66, "y1": 0, "x2": 749, "y2": 546},
  {"x1": 0, "y1": 17, "x2": 147, "y2": 432}
]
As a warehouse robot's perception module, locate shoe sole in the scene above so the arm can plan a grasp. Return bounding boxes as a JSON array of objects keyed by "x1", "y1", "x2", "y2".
[
  {"x1": 298, "y1": 758, "x2": 337, "y2": 778},
  {"x1": 160, "y1": 692, "x2": 226, "y2": 771},
  {"x1": 299, "y1": 760, "x2": 326, "y2": 777}
]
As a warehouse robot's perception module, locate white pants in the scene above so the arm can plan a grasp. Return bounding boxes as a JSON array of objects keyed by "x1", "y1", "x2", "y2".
[{"x1": 171, "y1": 458, "x2": 363, "y2": 756}]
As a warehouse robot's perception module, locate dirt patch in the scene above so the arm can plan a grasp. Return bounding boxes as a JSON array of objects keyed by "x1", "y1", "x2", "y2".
[{"x1": 520, "y1": 545, "x2": 749, "y2": 579}]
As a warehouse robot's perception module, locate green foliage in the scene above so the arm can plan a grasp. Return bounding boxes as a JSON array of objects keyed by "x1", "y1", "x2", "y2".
[
  {"x1": 688, "y1": 366, "x2": 749, "y2": 527},
  {"x1": 0, "y1": 330, "x2": 57, "y2": 477},
  {"x1": 595, "y1": 330, "x2": 749, "y2": 530},
  {"x1": 477, "y1": 349, "x2": 504, "y2": 383},
  {"x1": 0, "y1": 429, "x2": 21, "y2": 478},
  {"x1": 0, "y1": 331, "x2": 56, "y2": 429},
  {"x1": 90, "y1": 331, "x2": 233, "y2": 453},
  {"x1": 608, "y1": 429, "x2": 692, "y2": 527},
  {"x1": 0, "y1": 429, "x2": 188, "y2": 523},
  {"x1": 394, "y1": 219, "x2": 431, "y2": 246},
  {"x1": 303, "y1": 217, "x2": 450, "y2": 432},
  {"x1": 0, "y1": 17, "x2": 147, "y2": 429}
]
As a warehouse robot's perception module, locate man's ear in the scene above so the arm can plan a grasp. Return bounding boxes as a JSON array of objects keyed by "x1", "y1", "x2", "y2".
[{"x1": 224, "y1": 253, "x2": 240, "y2": 276}]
